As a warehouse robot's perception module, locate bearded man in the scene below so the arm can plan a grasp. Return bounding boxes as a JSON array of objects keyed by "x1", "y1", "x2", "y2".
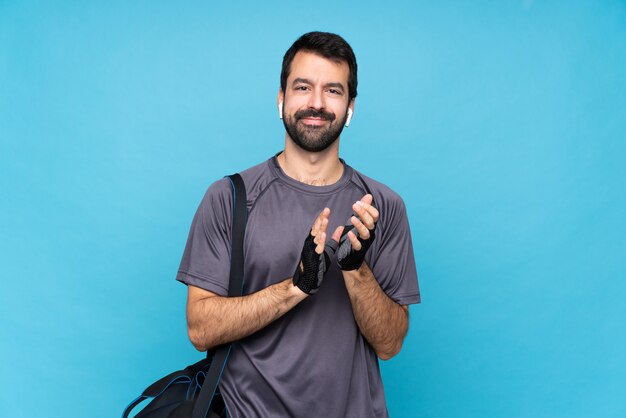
[{"x1": 177, "y1": 31, "x2": 421, "y2": 418}]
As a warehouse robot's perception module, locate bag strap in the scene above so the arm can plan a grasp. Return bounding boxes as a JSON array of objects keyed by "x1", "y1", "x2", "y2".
[
  {"x1": 192, "y1": 173, "x2": 247, "y2": 418},
  {"x1": 226, "y1": 173, "x2": 247, "y2": 298}
]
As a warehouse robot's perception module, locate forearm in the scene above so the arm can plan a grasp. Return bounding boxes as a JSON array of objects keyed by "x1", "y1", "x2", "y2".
[
  {"x1": 187, "y1": 278, "x2": 307, "y2": 351},
  {"x1": 342, "y1": 263, "x2": 408, "y2": 360}
]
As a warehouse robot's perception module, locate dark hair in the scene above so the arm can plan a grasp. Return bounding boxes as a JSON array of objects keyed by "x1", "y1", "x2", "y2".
[{"x1": 281, "y1": 31, "x2": 358, "y2": 100}]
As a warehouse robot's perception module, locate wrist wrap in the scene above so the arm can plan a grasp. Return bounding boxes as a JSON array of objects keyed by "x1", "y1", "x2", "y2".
[
  {"x1": 336, "y1": 223, "x2": 376, "y2": 271},
  {"x1": 293, "y1": 233, "x2": 337, "y2": 294}
]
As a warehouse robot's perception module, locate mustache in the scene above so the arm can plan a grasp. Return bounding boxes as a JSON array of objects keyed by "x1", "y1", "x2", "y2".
[{"x1": 295, "y1": 109, "x2": 336, "y2": 122}]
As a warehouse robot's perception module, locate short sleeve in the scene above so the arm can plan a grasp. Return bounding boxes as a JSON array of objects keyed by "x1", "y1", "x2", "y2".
[
  {"x1": 367, "y1": 194, "x2": 421, "y2": 305},
  {"x1": 176, "y1": 178, "x2": 233, "y2": 296}
]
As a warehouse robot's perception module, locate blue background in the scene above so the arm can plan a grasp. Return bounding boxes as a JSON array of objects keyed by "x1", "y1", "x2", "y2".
[{"x1": 1, "y1": 1, "x2": 625, "y2": 417}]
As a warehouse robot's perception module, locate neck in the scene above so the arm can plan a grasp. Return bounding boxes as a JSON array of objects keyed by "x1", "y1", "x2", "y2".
[{"x1": 277, "y1": 137, "x2": 344, "y2": 186}]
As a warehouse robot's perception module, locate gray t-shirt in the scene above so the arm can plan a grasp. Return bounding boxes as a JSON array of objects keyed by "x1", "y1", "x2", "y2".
[{"x1": 177, "y1": 155, "x2": 420, "y2": 418}]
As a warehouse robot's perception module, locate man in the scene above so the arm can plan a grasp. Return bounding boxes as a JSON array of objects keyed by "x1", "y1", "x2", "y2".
[{"x1": 177, "y1": 31, "x2": 420, "y2": 417}]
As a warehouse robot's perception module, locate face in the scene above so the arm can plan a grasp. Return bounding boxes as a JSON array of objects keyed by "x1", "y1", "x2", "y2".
[{"x1": 280, "y1": 51, "x2": 353, "y2": 152}]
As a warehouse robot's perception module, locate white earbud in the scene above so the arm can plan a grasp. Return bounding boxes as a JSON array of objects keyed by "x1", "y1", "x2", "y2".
[
  {"x1": 345, "y1": 108, "x2": 353, "y2": 127},
  {"x1": 278, "y1": 101, "x2": 283, "y2": 119}
]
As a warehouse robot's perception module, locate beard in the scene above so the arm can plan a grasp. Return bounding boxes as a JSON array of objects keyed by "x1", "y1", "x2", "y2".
[{"x1": 283, "y1": 107, "x2": 348, "y2": 153}]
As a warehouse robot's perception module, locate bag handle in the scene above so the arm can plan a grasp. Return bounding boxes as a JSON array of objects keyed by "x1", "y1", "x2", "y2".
[{"x1": 192, "y1": 173, "x2": 247, "y2": 418}]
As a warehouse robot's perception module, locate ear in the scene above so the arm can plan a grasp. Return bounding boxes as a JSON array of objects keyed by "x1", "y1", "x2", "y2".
[
  {"x1": 345, "y1": 100, "x2": 355, "y2": 127},
  {"x1": 277, "y1": 89, "x2": 284, "y2": 119}
]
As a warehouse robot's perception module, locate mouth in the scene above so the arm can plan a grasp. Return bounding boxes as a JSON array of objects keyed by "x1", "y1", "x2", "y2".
[
  {"x1": 299, "y1": 117, "x2": 329, "y2": 127},
  {"x1": 294, "y1": 109, "x2": 336, "y2": 126}
]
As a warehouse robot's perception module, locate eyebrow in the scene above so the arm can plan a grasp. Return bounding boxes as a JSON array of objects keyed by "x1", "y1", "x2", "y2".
[{"x1": 292, "y1": 78, "x2": 345, "y2": 91}]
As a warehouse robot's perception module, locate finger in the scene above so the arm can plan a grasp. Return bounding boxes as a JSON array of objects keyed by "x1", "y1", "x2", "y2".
[
  {"x1": 352, "y1": 201, "x2": 374, "y2": 229},
  {"x1": 314, "y1": 218, "x2": 328, "y2": 242},
  {"x1": 316, "y1": 207, "x2": 330, "y2": 227},
  {"x1": 347, "y1": 231, "x2": 362, "y2": 251},
  {"x1": 311, "y1": 207, "x2": 330, "y2": 236},
  {"x1": 331, "y1": 225, "x2": 344, "y2": 243},
  {"x1": 315, "y1": 232, "x2": 326, "y2": 254},
  {"x1": 360, "y1": 194, "x2": 373, "y2": 205},
  {"x1": 350, "y1": 216, "x2": 370, "y2": 240},
  {"x1": 357, "y1": 195, "x2": 379, "y2": 223},
  {"x1": 319, "y1": 216, "x2": 329, "y2": 236}
]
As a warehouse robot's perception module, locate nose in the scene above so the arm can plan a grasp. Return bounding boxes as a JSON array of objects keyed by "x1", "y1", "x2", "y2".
[{"x1": 307, "y1": 87, "x2": 325, "y2": 110}]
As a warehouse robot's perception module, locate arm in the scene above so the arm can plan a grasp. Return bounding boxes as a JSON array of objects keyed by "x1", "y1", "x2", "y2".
[
  {"x1": 332, "y1": 195, "x2": 409, "y2": 360},
  {"x1": 342, "y1": 263, "x2": 409, "y2": 360},
  {"x1": 186, "y1": 207, "x2": 332, "y2": 351},
  {"x1": 186, "y1": 280, "x2": 306, "y2": 351}
]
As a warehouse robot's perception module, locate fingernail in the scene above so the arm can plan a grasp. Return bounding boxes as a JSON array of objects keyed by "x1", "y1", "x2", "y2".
[{"x1": 355, "y1": 201, "x2": 364, "y2": 206}]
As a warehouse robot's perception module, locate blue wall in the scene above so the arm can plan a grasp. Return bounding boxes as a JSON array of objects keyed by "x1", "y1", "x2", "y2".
[{"x1": 1, "y1": 1, "x2": 625, "y2": 417}]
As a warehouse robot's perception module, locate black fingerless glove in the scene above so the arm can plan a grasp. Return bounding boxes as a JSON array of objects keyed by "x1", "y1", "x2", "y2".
[
  {"x1": 336, "y1": 223, "x2": 376, "y2": 271},
  {"x1": 293, "y1": 233, "x2": 338, "y2": 294}
]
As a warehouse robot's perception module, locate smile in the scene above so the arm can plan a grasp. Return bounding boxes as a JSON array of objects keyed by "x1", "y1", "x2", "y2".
[{"x1": 299, "y1": 117, "x2": 329, "y2": 126}]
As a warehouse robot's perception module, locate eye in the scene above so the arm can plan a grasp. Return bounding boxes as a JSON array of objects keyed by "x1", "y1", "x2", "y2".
[
  {"x1": 294, "y1": 85, "x2": 309, "y2": 91},
  {"x1": 327, "y1": 88, "x2": 342, "y2": 95}
]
